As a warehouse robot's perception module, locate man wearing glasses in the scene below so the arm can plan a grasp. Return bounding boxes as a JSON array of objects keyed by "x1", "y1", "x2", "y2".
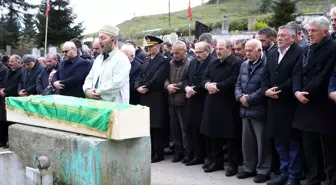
[{"x1": 52, "y1": 41, "x2": 90, "y2": 98}]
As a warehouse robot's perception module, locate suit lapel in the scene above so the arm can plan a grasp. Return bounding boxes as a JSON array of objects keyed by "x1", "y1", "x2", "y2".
[
  {"x1": 195, "y1": 56, "x2": 211, "y2": 75},
  {"x1": 23, "y1": 69, "x2": 30, "y2": 83},
  {"x1": 276, "y1": 45, "x2": 299, "y2": 71},
  {"x1": 303, "y1": 49, "x2": 324, "y2": 73},
  {"x1": 144, "y1": 54, "x2": 161, "y2": 73},
  {"x1": 141, "y1": 58, "x2": 150, "y2": 72}
]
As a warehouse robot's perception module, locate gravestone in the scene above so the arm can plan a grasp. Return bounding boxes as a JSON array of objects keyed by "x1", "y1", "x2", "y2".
[
  {"x1": 248, "y1": 18, "x2": 257, "y2": 31},
  {"x1": 0, "y1": 151, "x2": 27, "y2": 185}
]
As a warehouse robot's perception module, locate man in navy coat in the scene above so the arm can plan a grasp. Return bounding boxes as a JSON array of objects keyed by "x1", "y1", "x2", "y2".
[{"x1": 53, "y1": 41, "x2": 90, "y2": 98}]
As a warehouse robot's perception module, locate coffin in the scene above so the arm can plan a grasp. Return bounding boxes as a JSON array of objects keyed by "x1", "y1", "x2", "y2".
[{"x1": 6, "y1": 95, "x2": 150, "y2": 140}]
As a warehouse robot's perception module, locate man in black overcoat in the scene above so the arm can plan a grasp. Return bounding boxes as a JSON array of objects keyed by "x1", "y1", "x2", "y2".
[
  {"x1": 200, "y1": 39, "x2": 242, "y2": 176},
  {"x1": 183, "y1": 41, "x2": 214, "y2": 166},
  {"x1": 262, "y1": 25, "x2": 304, "y2": 185},
  {"x1": 134, "y1": 35, "x2": 169, "y2": 163},
  {"x1": 0, "y1": 55, "x2": 22, "y2": 147},
  {"x1": 293, "y1": 17, "x2": 336, "y2": 185}
]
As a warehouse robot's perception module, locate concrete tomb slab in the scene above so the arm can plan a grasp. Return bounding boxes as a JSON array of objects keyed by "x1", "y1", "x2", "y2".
[{"x1": 9, "y1": 124, "x2": 151, "y2": 185}]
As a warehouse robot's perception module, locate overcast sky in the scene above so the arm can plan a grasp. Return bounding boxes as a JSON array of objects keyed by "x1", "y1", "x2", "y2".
[{"x1": 28, "y1": 0, "x2": 208, "y2": 34}]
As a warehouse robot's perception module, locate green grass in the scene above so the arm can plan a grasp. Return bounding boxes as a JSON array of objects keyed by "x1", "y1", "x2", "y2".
[{"x1": 83, "y1": 0, "x2": 336, "y2": 39}]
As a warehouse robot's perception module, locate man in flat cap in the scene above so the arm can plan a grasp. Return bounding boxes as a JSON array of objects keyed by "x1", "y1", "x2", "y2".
[
  {"x1": 135, "y1": 35, "x2": 170, "y2": 163},
  {"x1": 83, "y1": 25, "x2": 131, "y2": 103},
  {"x1": 18, "y1": 54, "x2": 44, "y2": 96}
]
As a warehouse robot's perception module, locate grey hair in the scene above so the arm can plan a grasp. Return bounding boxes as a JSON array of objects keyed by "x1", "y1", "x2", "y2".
[
  {"x1": 12, "y1": 54, "x2": 22, "y2": 63},
  {"x1": 199, "y1": 33, "x2": 213, "y2": 44},
  {"x1": 330, "y1": 7, "x2": 336, "y2": 16},
  {"x1": 82, "y1": 44, "x2": 90, "y2": 53},
  {"x1": 121, "y1": 43, "x2": 136, "y2": 58},
  {"x1": 246, "y1": 39, "x2": 263, "y2": 50},
  {"x1": 309, "y1": 16, "x2": 330, "y2": 30},
  {"x1": 278, "y1": 25, "x2": 296, "y2": 38},
  {"x1": 173, "y1": 40, "x2": 187, "y2": 50}
]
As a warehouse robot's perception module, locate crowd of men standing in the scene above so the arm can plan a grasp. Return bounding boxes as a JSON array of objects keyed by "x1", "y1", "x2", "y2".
[{"x1": 0, "y1": 9, "x2": 336, "y2": 185}]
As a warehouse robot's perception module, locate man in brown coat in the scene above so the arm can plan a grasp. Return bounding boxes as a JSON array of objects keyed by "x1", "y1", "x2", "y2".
[{"x1": 164, "y1": 41, "x2": 191, "y2": 163}]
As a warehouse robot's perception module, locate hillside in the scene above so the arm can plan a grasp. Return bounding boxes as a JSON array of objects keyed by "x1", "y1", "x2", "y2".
[{"x1": 84, "y1": 0, "x2": 335, "y2": 39}]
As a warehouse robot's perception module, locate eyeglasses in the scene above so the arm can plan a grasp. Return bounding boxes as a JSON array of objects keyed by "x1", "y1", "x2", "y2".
[{"x1": 62, "y1": 50, "x2": 69, "y2": 54}]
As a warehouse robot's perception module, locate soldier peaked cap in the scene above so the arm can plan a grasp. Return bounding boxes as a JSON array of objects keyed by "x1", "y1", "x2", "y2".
[{"x1": 145, "y1": 35, "x2": 163, "y2": 47}]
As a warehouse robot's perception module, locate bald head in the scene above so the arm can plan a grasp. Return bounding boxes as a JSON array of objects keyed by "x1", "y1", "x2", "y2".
[
  {"x1": 245, "y1": 39, "x2": 262, "y2": 61},
  {"x1": 92, "y1": 39, "x2": 101, "y2": 58},
  {"x1": 62, "y1": 41, "x2": 77, "y2": 60}
]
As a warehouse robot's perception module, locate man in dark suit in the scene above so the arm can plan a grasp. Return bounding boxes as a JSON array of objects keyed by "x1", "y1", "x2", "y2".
[
  {"x1": 199, "y1": 33, "x2": 217, "y2": 57},
  {"x1": 183, "y1": 41, "x2": 213, "y2": 166},
  {"x1": 36, "y1": 53, "x2": 60, "y2": 95},
  {"x1": 134, "y1": 35, "x2": 169, "y2": 163},
  {"x1": 262, "y1": 25, "x2": 304, "y2": 185},
  {"x1": 257, "y1": 27, "x2": 278, "y2": 56},
  {"x1": 120, "y1": 43, "x2": 142, "y2": 105},
  {"x1": 201, "y1": 39, "x2": 242, "y2": 176},
  {"x1": 293, "y1": 17, "x2": 336, "y2": 185},
  {"x1": 0, "y1": 55, "x2": 22, "y2": 147},
  {"x1": 53, "y1": 41, "x2": 91, "y2": 98},
  {"x1": 18, "y1": 54, "x2": 44, "y2": 96}
]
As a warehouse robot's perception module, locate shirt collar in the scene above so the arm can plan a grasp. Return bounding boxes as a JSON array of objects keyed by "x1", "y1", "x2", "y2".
[
  {"x1": 267, "y1": 43, "x2": 275, "y2": 51},
  {"x1": 278, "y1": 46, "x2": 290, "y2": 55},
  {"x1": 249, "y1": 53, "x2": 263, "y2": 65}
]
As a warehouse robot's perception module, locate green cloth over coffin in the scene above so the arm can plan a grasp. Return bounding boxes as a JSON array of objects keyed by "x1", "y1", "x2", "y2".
[{"x1": 6, "y1": 95, "x2": 134, "y2": 134}]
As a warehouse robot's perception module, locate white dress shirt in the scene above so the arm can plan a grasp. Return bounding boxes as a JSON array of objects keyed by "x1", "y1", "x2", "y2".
[{"x1": 277, "y1": 46, "x2": 290, "y2": 64}]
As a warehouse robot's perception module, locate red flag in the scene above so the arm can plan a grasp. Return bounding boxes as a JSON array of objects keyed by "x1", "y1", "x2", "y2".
[
  {"x1": 46, "y1": 0, "x2": 50, "y2": 16},
  {"x1": 187, "y1": 0, "x2": 192, "y2": 21}
]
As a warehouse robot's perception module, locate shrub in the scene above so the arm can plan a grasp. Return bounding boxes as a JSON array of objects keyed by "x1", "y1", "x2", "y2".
[
  {"x1": 229, "y1": 18, "x2": 248, "y2": 31},
  {"x1": 252, "y1": 21, "x2": 269, "y2": 31}
]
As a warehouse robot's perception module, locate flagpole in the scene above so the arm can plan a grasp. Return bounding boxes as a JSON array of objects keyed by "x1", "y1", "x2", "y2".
[
  {"x1": 188, "y1": 24, "x2": 191, "y2": 42},
  {"x1": 44, "y1": 15, "x2": 48, "y2": 56}
]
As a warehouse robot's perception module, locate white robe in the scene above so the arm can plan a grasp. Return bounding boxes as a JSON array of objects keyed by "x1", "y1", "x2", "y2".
[{"x1": 83, "y1": 48, "x2": 131, "y2": 104}]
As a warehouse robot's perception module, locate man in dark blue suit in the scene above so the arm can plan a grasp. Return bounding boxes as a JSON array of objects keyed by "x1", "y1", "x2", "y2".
[
  {"x1": 53, "y1": 41, "x2": 90, "y2": 98},
  {"x1": 18, "y1": 54, "x2": 44, "y2": 96}
]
